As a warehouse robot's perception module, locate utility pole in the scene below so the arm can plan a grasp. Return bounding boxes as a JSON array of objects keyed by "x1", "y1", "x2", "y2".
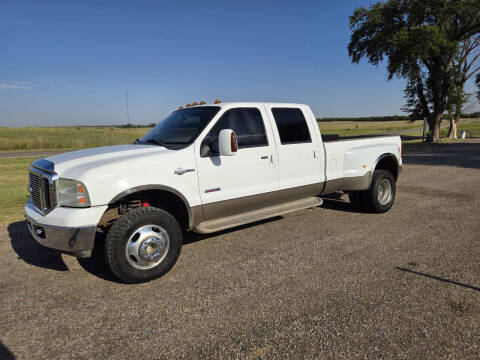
[
  {"x1": 125, "y1": 89, "x2": 130, "y2": 126},
  {"x1": 125, "y1": 89, "x2": 131, "y2": 143}
]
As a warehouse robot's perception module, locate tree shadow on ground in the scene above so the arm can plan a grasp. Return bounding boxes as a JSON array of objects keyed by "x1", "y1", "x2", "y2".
[
  {"x1": 402, "y1": 141, "x2": 480, "y2": 170},
  {"x1": 8, "y1": 220, "x2": 68, "y2": 271},
  {"x1": 0, "y1": 341, "x2": 15, "y2": 360},
  {"x1": 396, "y1": 267, "x2": 480, "y2": 292}
]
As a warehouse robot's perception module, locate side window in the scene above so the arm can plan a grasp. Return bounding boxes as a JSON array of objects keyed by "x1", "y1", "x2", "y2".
[
  {"x1": 200, "y1": 108, "x2": 268, "y2": 157},
  {"x1": 271, "y1": 108, "x2": 311, "y2": 144}
]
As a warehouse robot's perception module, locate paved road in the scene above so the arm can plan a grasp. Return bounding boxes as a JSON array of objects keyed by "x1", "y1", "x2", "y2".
[
  {"x1": 1, "y1": 142, "x2": 480, "y2": 359},
  {"x1": 0, "y1": 150, "x2": 65, "y2": 158}
]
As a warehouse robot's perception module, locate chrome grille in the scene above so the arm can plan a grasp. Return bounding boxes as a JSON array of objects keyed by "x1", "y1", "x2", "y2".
[
  {"x1": 29, "y1": 172, "x2": 42, "y2": 210},
  {"x1": 29, "y1": 170, "x2": 56, "y2": 214}
]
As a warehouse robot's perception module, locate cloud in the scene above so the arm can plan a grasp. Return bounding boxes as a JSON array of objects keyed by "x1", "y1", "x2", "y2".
[{"x1": 0, "y1": 81, "x2": 33, "y2": 90}]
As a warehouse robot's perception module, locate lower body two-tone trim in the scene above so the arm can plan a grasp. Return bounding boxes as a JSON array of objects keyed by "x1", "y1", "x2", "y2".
[
  {"x1": 192, "y1": 173, "x2": 375, "y2": 232},
  {"x1": 200, "y1": 183, "x2": 324, "y2": 222},
  {"x1": 322, "y1": 171, "x2": 372, "y2": 194}
]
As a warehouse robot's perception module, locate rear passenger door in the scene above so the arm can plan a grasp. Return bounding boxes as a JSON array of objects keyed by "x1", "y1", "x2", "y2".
[{"x1": 265, "y1": 105, "x2": 324, "y2": 193}]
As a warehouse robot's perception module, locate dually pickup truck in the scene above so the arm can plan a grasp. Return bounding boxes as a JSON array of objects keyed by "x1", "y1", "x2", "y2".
[{"x1": 26, "y1": 102, "x2": 402, "y2": 283}]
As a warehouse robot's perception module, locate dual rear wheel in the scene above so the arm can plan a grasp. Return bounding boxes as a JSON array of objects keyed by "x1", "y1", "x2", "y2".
[{"x1": 349, "y1": 170, "x2": 396, "y2": 213}]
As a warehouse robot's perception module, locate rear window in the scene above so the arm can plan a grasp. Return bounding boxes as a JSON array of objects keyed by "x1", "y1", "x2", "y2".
[{"x1": 271, "y1": 108, "x2": 311, "y2": 144}]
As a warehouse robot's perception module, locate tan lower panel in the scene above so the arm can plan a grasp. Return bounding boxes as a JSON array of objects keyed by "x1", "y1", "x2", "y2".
[
  {"x1": 190, "y1": 205, "x2": 205, "y2": 229},
  {"x1": 322, "y1": 178, "x2": 344, "y2": 194},
  {"x1": 321, "y1": 171, "x2": 372, "y2": 194},
  {"x1": 202, "y1": 183, "x2": 324, "y2": 221},
  {"x1": 342, "y1": 171, "x2": 371, "y2": 191}
]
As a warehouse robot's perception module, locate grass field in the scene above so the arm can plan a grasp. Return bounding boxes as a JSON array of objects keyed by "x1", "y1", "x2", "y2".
[
  {"x1": 0, "y1": 126, "x2": 151, "y2": 151},
  {"x1": 318, "y1": 119, "x2": 423, "y2": 136},
  {"x1": 0, "y1": 157, "x2": 31, "y2": 223}
]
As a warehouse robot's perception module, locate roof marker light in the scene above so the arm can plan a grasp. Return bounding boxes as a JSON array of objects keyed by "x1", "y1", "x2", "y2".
[
  {"x1": 178, "y1": 106, "x2": 184, "y2": 110},
  {"x1": 214, "y1": 99, "x2": 221, "y2": 104},
  {"x1": 186, "y1": 103, "x2": 192, "y2": 107},
  {"x1": 199, "y1": 100, "x2": 206, "y2": 105},
  {"x1": 192, "y1": 102, "x2": 198, "y2": 106}
]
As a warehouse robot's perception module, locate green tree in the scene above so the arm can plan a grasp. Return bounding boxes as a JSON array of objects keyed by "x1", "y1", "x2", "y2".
[
  {"x1": 445, "y1": 36, "x2": 480, "y2": 138},
  {"x1": 476, "y1": 72, "x2": 480, "y2": 102},
  {"x1": 348, "y1": 0, "x2": 480, "y2": 142}
]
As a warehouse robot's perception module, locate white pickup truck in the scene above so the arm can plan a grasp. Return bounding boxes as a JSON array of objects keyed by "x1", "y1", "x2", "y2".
[{"x1": 25, "y1": 102, "x2": 402, "y2": 283}]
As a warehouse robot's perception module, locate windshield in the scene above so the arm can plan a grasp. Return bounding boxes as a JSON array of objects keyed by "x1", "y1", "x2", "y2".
[{"x1": 137, "y1": 106, "x2": 220, "y2": 149}]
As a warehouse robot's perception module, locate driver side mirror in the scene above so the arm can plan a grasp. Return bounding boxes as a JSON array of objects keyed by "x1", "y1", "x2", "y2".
[{"x1": 218, "y1": 129, "x2": 238, "y2": 156}]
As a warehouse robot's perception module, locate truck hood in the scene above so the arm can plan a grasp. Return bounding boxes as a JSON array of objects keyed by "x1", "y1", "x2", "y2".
[{"x1": 47, "y1": 144, "x2": 170, "y2": 179}]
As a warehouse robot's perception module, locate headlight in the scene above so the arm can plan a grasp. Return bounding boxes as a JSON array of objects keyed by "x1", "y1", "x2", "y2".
[{"x1": 56, "y1": 179, "x2": 90, "y2": 207}]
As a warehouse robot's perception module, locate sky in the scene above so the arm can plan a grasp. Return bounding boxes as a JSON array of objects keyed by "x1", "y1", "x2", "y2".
[{"x1": 0, "y1": 0, "x2": 477, "y2": 127}]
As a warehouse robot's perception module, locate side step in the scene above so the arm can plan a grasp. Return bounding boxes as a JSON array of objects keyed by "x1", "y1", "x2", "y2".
[{"x1": 194, "y1": 197, "x2": 323, "y2": 234}]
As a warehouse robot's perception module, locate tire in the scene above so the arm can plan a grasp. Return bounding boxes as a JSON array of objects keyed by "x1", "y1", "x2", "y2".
[
  {"x1": 348, "y1": 191, "x2": 365, "y2": 210},
  {"x1": 105, "y1": 207, "x2": 182, "y2": 283},
  {"x1": 360, "y1": 170, "x2": 396, "y2": 213}
]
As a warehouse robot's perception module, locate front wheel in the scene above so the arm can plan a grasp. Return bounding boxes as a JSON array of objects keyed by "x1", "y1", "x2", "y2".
[
  {"x1": 105, "y1": 207, "x2": 182, "y2": 283},
  {"x1": 361, "y1": 170, "x2": 396, "y2": 213}
]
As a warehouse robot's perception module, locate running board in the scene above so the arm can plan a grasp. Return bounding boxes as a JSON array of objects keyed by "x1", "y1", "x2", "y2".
[{"x1": 194, "y1": 197, "x2": 323, "y2": 234}]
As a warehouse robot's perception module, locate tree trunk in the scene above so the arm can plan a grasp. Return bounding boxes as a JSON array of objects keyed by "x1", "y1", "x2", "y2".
[
  {"x1": 447, "y1": 118, "x2": 458, "y2": 139},
  {"x1": 430, "y1": 112, "x2": 442, "y2": 142}
]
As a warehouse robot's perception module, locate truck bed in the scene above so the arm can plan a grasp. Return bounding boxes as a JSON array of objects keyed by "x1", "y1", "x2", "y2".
[
  {"x1": 321, "y1": 133, "x2": 398, "y2": 142},
  {"x1": 321, "y1": 134, "x2": 401, "y2": 193}
]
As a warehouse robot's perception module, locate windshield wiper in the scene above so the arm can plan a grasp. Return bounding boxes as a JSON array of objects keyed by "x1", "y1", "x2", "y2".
[{"x1": 136, "y1": 138, "x2": 169, "y2": 147}]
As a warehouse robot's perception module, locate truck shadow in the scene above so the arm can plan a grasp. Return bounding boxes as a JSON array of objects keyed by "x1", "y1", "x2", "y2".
[
  {"x1": 78, "y1": 217, "x2": 284, "y2": 282},
  {"x1": 7, "y1": 217, "x2": 284, "y2": 283},
  {"x1": 319, "y1": 193, "x2": 361, "y2": 214},
  {"x1": 183, "y1": 216, "x2": 283, "y2": 245},
  {"x1": 76, "y1": 241, "x2": 123, "y2": 283},
  {"x1": 8, "y1": 220, "x2": 68, "y2": 271},
  {"x1": 8, "y1": 220, "x2": 121, "y2": 282},
  {"x1": 77, "y1": 218, "x2": 285, "y2": 282}
]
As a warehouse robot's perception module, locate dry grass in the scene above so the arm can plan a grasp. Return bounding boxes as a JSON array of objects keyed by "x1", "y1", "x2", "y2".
[
  {"x1": 0, "y1": 126, "x2": 151, "y2": 151},
  {"x1": 318, "y1": 119, "x2": 423, "y2": 130},
  {"x1": 318, "y1": 120, "x2": 423, "y2": 136},
  {"x1": 0, "y1": 157, "x2": 32, "y2": 223}
]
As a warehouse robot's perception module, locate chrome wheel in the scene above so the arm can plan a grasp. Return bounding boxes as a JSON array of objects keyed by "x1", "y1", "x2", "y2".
[
  {"x1": 125, "y1": 224, "x2": 170, "y2": 270},
  {"x1": 377, "y1": 179, "x2": 392, "y2": 206}
]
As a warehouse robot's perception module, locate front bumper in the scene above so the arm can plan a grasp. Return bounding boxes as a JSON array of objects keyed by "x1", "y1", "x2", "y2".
[
  {"x1": 26, "y1": 215, "x2": 96, "y2": 257},
  {"x1": 25, "y1": 200, "x2": 107, "y2": 257}
]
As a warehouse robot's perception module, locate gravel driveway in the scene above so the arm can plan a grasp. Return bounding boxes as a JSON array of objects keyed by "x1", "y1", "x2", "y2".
[{"x1": 1, "y1": 141, "x2": 479, "y2": 359}]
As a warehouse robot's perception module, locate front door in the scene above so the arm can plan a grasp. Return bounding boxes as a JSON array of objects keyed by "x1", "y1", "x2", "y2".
[{"x1": 195, "y1": 106, "x2": 278, "y2": 221}]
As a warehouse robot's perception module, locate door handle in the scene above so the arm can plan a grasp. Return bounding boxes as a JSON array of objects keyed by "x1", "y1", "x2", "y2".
[
  {"x1": 260, "y1": 156, "x2": 269, "y2": 160},
  {"x1": 174, "y1": 167, "x2": 195, "y2": 175}
]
